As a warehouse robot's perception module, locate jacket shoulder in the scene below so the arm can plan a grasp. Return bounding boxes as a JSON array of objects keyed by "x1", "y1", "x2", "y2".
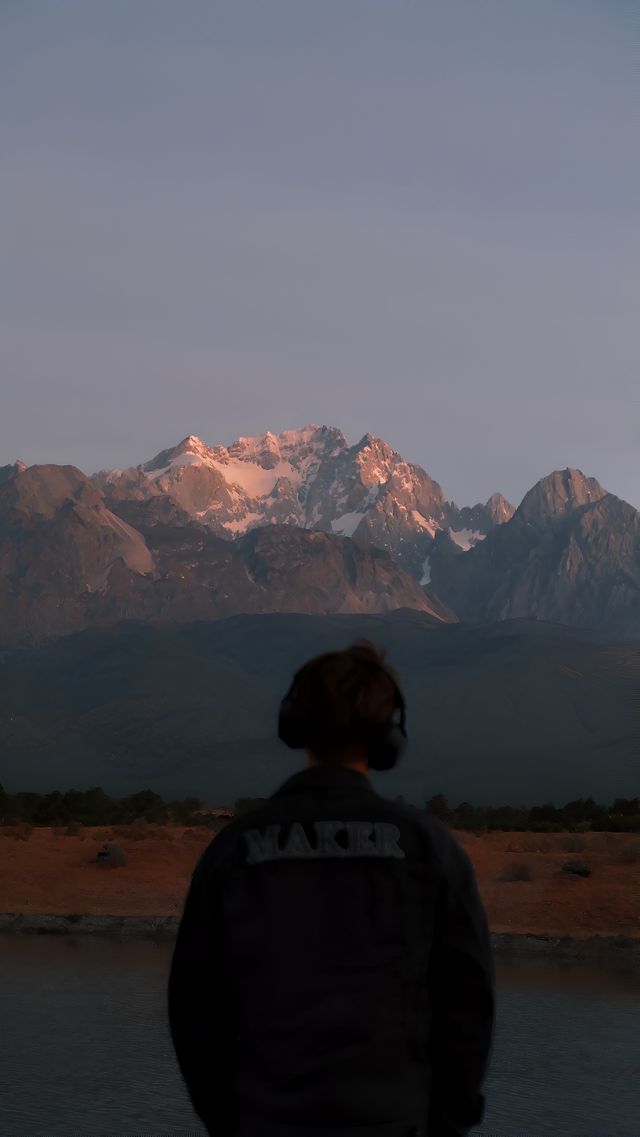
[
  {"x1": 195, "y1": 810, "x2": 269, "y2": 872},
  {"x1": 385, "y1": 802, "x2": 476, "y2": 878}
]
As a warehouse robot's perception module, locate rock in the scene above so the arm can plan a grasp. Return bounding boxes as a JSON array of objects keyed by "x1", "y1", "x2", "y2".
[
  {"x1": 561, "y1": 858, "x2": 591, "y2": 877},
  {"x1": 95, "y1": 841, "x2": 127, "y2": 868}
]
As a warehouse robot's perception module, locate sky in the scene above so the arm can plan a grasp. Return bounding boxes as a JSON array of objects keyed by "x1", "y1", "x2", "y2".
[{"x1": 1, "y1": 0, "x2": 638, "y2": 509}]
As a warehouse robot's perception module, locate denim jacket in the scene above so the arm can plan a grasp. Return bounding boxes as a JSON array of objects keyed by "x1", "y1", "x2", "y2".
[{"x1": 168, "y1": 764, "x2": 495, "y2": 1137}]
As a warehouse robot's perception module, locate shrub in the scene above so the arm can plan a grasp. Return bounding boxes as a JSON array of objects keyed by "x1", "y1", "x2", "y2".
[
  {"x1": 65, "y1": 821, "x2": 83, "y2": 837},
  {"x1": 95, "y1": 841, "x2": 127, "y2": 868},
  {"x1": 561, "y1": 859, "x2": 591, "y2": 877},
  {"x1": 498, "y1": 861, "x2": 532, "y2": 882}
]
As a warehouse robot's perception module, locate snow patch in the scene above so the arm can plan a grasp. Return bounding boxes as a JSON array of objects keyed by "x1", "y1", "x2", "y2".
[
  {"x1": 449, "y1": 528, "x2": 485, "y2": 551},
  {"x1": 331, "y1": 511, "x2": 365, "y2": 537},
  {"x1": 420, "y1": 555, "x2": 431, "y2": 585},
  {"x1": 215, "y1": 458, "x2": 299, "y2": 496},
  {"x1": 223, "y1": 512, "x2": 264, "y2": 534},
  {"x1": 145, "y1": 451, "x2": 212, "y2": 478},
  {"x1": 145, "y1": 449, "x2": 301, "y2": 498},
  {"x1": 411, "y1": 510, "x2": 438, "y2": 536},
  {"x1": 103, "y1": 513, "x2": 155, "y2": 574}
]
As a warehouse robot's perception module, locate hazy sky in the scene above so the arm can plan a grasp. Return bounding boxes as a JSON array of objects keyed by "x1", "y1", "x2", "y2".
[{"x1": 1, "y1": 0, "x2": 638, "y2": 508}]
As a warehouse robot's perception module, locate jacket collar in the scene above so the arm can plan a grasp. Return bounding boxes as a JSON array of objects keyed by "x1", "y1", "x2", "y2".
[{"x1": 271, "y1": 764, "x2": 378, "y2": 798}]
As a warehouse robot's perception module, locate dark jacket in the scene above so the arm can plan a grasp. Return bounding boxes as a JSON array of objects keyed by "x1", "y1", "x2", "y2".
[{"x1": 168, "y1": 764, "x2": 495, "y2": 1137}]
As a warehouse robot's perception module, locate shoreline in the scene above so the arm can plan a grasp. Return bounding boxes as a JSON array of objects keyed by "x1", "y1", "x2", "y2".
[
  {"x1": 1, "y1": 912, "x2": 639, "y2": 966},
  {"x1": 3, "y1": 827, "x2": 638, "y2": 961}
]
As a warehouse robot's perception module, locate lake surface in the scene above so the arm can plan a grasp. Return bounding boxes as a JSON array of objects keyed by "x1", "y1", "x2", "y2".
[{"x1": 1, "y1": 937, "x2": 639, "y2": 1137}]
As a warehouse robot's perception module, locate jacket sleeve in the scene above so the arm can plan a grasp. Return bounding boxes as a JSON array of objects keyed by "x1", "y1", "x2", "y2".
[
  {"x1": 426, "y1": 831, "x2": 496, "y2": 1137},
  {"x1": 167, "y1": 845, "x2": 238, "y2": 1137}
]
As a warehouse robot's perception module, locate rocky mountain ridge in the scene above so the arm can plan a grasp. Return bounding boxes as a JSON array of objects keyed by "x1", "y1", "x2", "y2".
[
  {"x1": 430, "y1": 469, "x2": 640, "y2": 635},
  {"x1": 93, "y1": 425, "x2": 513, "y2": 580},
  {"x1": 0, "y1": 461, "x2": 452, "y2": 647},
  {"x1": 3, "y1": 428, "x2": 639, "y2": 638}
]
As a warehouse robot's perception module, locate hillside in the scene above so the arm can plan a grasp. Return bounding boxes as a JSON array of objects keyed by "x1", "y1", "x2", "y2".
[{"x1": 1, "y1": 610, "x2": 638, "y2": 806}]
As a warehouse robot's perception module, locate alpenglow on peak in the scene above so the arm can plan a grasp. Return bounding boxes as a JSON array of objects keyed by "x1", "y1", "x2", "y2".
[{"x1": 92, "y1": 423, "x2": 513, "y2": 582}]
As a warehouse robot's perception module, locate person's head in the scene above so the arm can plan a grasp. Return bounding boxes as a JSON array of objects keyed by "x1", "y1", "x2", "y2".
[{"x1": 278, "y1": 639, "x2": 406, "y2": 772}]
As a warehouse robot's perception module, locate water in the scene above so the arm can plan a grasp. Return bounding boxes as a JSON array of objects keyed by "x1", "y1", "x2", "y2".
[{"x1": 0, "y1": 938, "x2": 639, "y2": 1137}]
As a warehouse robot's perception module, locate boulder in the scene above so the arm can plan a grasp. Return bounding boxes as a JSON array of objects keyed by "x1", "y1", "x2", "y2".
[
  {"x1": 95, "y1": 841, "x2": 127, "y2": 868},
  {"x1": 561, "y1": 858, "x2": 591, "y2": 877}
]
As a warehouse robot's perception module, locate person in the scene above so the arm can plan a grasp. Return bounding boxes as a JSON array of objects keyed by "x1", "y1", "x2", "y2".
[{"x1": 168, "y1": 639, "x2": 495, "y2": 1137}]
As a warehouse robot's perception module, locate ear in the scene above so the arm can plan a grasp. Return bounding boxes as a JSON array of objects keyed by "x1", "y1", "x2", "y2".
[{"x1": 278, "y1": 690, "x2": 307, "y2": 749}]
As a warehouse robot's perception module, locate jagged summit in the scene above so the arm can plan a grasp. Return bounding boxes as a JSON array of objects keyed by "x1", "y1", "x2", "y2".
[
  {"x1": 93, "y1": 424, "x2": 512, "y2": 581},
  {"x1": 0, "y1": 460, "x2": 28, "y2": 486},
  {"x1": 485, "y1": 492, "x2": 515, "y2": 524},
  {"x1": 142, "y1": 434, "x2": 220, "y2": 473},
  {"x1": 429, "y1": 466, "x2": 639, "y2": 633},
  {"x1": 181, "y1": 433, "x2": 210, "y2": 452},
  {"x1": 516, "y1": 468, "x2": 606, "y2": 529}
]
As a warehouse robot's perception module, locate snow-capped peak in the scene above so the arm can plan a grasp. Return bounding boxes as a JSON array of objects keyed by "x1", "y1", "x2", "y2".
[
  {"x1": 95, "y1": 424, "x2": 513, "y2": 582},
  {"x1": 182, "y1": 434, "x2": 209, "y2": 452}
]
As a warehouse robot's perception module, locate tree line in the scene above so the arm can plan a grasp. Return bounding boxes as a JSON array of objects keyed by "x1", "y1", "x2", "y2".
[
  {"x1": 1, "y1": 784, "x2": 637, "y2": 832},
  {"x1": 0, "y1": 786, "x2": 210, "y2": 828},
  {"x1": 236, "y1": 793, "x2": 640, "y2": 832}
]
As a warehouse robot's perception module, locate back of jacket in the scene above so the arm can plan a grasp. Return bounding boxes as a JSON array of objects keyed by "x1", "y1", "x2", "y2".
[{"x1": 168, "y1": 765, "x2": 495, "y2": 1137}]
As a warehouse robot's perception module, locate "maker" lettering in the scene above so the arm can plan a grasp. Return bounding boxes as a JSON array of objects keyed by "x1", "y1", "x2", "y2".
[{"x1": 244, "y1": 820, "x2": 405, "y2": 864}]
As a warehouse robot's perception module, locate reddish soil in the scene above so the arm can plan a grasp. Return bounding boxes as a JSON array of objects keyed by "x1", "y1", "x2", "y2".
[{"x1": 1, "y1": 825, "x2": 639, "y2": 939}]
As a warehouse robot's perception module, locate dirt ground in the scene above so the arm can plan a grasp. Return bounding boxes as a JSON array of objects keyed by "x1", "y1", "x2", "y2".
[{"x1": 1, "y1": 825, "x2": 639, "y2": 939}]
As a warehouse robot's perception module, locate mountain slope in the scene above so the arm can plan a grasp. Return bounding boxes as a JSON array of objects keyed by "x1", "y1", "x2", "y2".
[
  {"x1": 1, "y1": 611, "x2": 637, "y2": 807},
  {"x1": 430, "y1": 469, "x2": 640, "y2": 634},
  {"x1": 0, "y1": 463, "x2": 452, "y2": 646},
  {"x1": 0, "y1": 464, "x2": 155, "y2": 644}
]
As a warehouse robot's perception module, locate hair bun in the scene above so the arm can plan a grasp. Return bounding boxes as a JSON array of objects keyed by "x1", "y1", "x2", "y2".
[{"x1": 345, "y1": 639, "x2": 387, "y2": 665}]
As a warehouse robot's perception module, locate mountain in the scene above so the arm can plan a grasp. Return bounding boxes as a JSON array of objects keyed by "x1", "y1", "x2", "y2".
[
  {"x1": 0, "y1": 464, "x2": 155, "y2": 645},
  {"x1": 0, "y1": 460, "x2": 27, "y2": 486},
  {"x1": 94, "y1": 425, "x2": 512, "y2": 581},
  {"x1": 0, "y1": 462, "x2": 452, "y2": 646},
  {"x1": 6, "y1": 434, "x2": 639, "y2": 638},
  {"x1": 1, "y1": 611, "x2": 638, "y2": 807},
  {"x1": 430, "y1": 469, "x2": 640, "y2": 635}
]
